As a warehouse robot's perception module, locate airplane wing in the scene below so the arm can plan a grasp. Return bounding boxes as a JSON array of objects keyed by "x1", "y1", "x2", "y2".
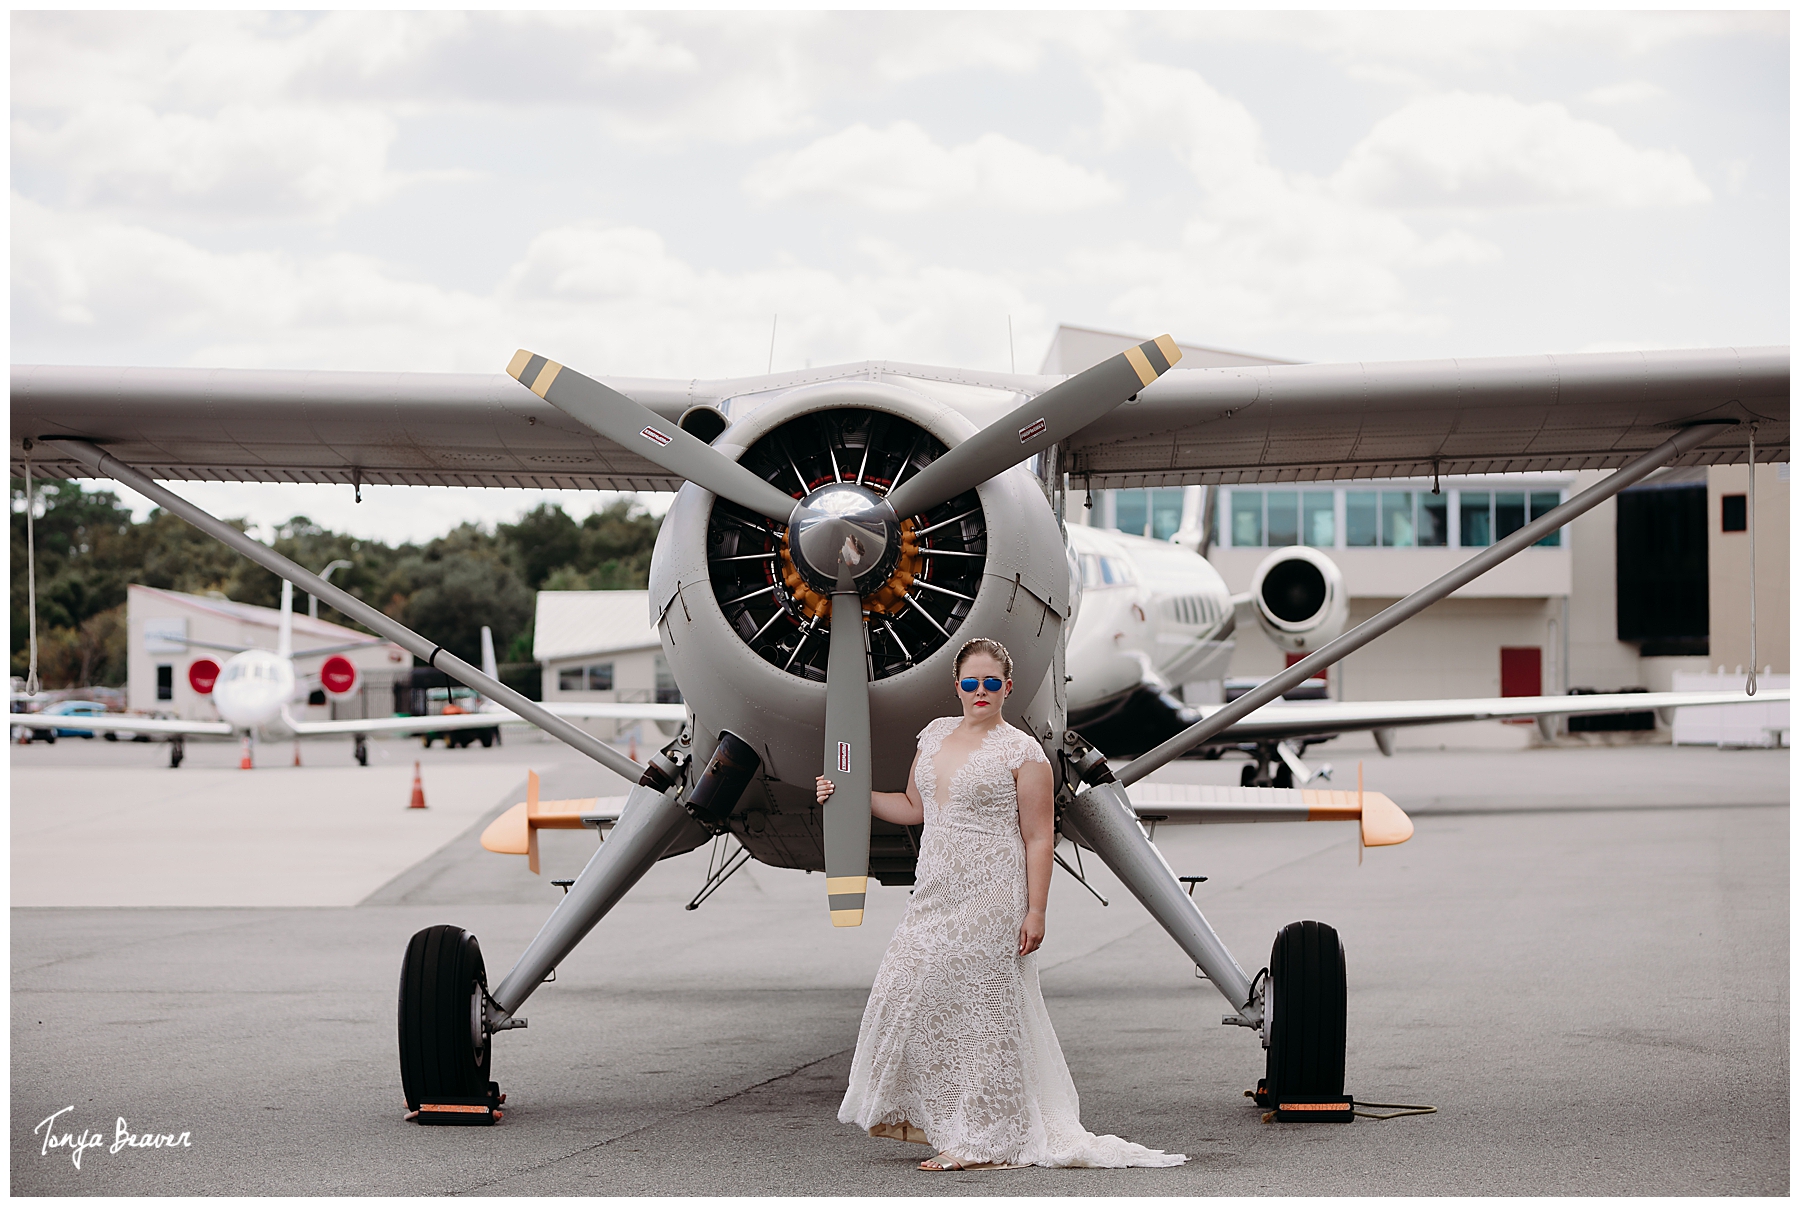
[
  {"x1": 539, "y1": 701, "x2": 688, "y2": 722},
  {"x1": 12, "y1": 348, "x2": 1786, "y2": 488},
  {"x1": 1064, "y1": 347, "x2": 1788, "y2": 487},
  {"x1": 1212, "y1": 688, "x2": 1789, "y2": 743},
  {"x1": 1117, "y1": 782, "x2": 1413, "y2": 847},
  {"x1": 11, "y1": 713, "x2": 234, "y2": 737},
  {"x1": 280, "y1": 700, "x2": 684, "y2": 737}
]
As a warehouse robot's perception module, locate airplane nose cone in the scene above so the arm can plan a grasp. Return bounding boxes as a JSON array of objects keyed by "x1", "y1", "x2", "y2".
[{"x1": 787, "y1": 483, "x2": 901, "y2": 595}]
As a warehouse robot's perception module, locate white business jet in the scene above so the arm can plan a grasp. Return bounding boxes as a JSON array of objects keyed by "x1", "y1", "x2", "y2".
[{"x1": 1058, "y1": 517, "x2": 1777, "y2": 788}]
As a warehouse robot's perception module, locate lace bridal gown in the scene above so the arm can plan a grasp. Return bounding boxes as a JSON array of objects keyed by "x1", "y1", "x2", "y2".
[{"x1": 839, "y1": 717, "x2": 1186, "y2": 1168}]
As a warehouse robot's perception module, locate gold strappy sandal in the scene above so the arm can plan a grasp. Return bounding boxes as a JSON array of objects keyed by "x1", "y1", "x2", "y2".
[{"x1": 868, "y1": 1121, "x2": 930, "y2": 1145}]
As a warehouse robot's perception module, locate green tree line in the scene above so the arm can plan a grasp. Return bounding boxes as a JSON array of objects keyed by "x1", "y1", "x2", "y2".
[{"x1": 10, "y1": 478, "x2": 662, "y2": 693}]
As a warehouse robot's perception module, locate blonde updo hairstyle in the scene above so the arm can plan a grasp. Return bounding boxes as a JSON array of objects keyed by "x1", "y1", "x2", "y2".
[{"x1": 953, "y1": 637, "x2": 1014, "y2": 682}]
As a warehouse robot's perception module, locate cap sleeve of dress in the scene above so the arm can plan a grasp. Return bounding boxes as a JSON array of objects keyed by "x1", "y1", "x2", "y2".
[
  {"x1": 1006, "y1": 725, "x2": 1050, "y2": 771},
  {"x1": 916, "y1": 716, "x2": 952, "y2": 746}
]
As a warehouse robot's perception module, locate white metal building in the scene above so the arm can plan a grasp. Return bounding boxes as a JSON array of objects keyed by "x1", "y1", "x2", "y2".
[
  {"x1": 534, "y1": 590, "x2": 680, "y2": 743},
  {"x1": 127, "y1": 584, "x2": 409, "y2": 721}
]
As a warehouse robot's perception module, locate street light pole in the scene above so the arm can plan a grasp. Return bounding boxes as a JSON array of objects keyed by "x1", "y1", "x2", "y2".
[{"x1": 311, "y1": 559, "x2": 353, "y2": 620}]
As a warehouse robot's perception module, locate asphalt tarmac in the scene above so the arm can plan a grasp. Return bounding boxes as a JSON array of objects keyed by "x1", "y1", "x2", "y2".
[{"x1": 11, "y1": 736, "x2": 1789, "y2": 1195}]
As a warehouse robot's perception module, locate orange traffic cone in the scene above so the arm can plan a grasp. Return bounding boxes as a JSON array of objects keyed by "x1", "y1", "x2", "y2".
[
  {"x1": 240, "y1": 735, "x2": 254, "y2": 770},
  {"x1": 293, "y1": 740, "x2": 302, "y2": 767},
  {"x1": 627, "y1": 731, "x2": 639, "y2": 763},
  {"x1": 408, "y1": 761, "x2": 427, "y2": 809}
]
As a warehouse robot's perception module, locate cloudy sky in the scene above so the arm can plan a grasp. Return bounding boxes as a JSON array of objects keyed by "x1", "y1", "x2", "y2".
[{"x1": 12, "y1": 11, "x2": 1788, "y2": 543}]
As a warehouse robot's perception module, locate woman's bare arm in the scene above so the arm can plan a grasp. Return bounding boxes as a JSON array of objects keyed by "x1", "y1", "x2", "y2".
[
  {"x1": 1016, "y1": 759, "x2": 1054, "y2": 956},
  {"x1": 814, "y1": 752, "x2": 924, "y2": 827}
]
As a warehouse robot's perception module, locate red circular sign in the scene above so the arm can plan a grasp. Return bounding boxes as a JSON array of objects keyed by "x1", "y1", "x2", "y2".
[
  {"x1": 319, "y1": 655, "x2": 359, "y2": 696},
  {"x1": 187, "y1": 659, "x2": 221, "y2": 695}
]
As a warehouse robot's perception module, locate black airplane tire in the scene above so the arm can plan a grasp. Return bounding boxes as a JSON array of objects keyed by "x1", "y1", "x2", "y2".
[
  {"x1": 1263, "y1": 920, "x2": 1347, "y2": 1102},
  {"x1": 479, "y1": 731, "x2": 494, "y2": 748},
  {"x1": 1272, "y1": 763, "x2": 1294, "y2": 789},
  {"x1": 398, "y1": 925, "x2": 492, "y2": 1111}
]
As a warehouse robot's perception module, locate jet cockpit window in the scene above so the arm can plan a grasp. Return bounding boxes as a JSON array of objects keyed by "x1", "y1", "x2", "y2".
[{"x1": 1079, "y1": 554, "x2": 1134, "y2": 587}]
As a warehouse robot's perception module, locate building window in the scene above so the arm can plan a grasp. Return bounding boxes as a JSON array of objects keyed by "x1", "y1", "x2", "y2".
[
  {"x1": 1108, "y1": 488, "x2": 1183, "y2": 540},
  {"x1": 1265, "y1": 491, "x2": 1298, "y2": 546},
  {"x1": 1530, "y1": 492, "x2": 1562, "y2": 546},
  {"x1": 557, "y1": 662, "x2": 615, "y2": 692},
  {"x1": 1230, "y1": 490, "x2": 1263, "y2": 546},
  {"x1": 1218, "y1": 483, "x2": 1565, "y2": 550},
  {"x1": 1303, "y1": 492, "x2": 1335, "y2": 547},
  {"x1": 1459, "y1": 491, "x2": 1491, "y2": 546},
  {"x1": 1380, "y1": 491, "x2": 1414, "y2": 546},
  {"x1": 1419, "y1": 493, "x2": 1449, "y2": 546},
  {"x1": 1345, "y1": 492, "x2": 1377, "y2": 547},
  {"x1": 156, "y1": 664, "x2": 173, "y2": 701},
  {"x1": 1721, "y1": 493, "x2": 1747, "y2": 532},
  {"x1": 654, "y1": 655, "x2": 682, "y2": 705}
]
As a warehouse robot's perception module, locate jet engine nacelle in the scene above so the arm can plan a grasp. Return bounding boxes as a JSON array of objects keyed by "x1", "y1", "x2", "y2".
[
  {"x1": 1250, "y1": 546, "x2": 1348, "y2": 654},
  {"x1": 650, "y1": 379, "x2": 1071, "y2": 803}
]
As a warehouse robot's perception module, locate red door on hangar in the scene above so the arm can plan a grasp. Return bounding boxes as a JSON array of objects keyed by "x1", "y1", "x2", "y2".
[{"x1": 1500, "y1": 646, "x2": 1542, "y2": 697}]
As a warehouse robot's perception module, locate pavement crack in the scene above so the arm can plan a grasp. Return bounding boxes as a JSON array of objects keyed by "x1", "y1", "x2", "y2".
[{"x1": 452, "y1": 1046, "x2": 856, "y2": 1194}]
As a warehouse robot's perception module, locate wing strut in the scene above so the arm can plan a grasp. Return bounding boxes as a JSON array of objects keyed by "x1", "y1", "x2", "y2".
[
  {"x1": 42, "y1": 439, "x2": 654, "y2": 787},
  {"x1": 1111, "y1": 420, "x2": 1734, "y2": 788}
]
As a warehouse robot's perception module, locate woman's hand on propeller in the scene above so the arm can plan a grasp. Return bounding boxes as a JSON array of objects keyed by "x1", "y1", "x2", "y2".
[
  {"x1": 1018, "y1": 909, "x2": 1045, "y2": 956},
  {"x1": 815, "y1": 775, "x2": 835, "y2": 804}
]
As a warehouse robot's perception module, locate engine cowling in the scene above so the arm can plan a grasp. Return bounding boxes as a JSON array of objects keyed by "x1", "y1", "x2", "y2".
[
  {"x1": 1250, "y1": 546, "x2": 1347, "y2": 654},
  {"x1": 650, "y1": 379, "x2": 1070, "y2": 805}
]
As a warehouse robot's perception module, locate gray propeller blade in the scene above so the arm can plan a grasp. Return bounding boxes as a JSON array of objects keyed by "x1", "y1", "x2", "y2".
[
  {"x1": 883, "y1": 335, "x2": 1183, "y2": 519},
  {"x1": 821, "y1": 573, "x2": 872, "y2": 927},
  {"x1": 508, "y1": 350, "x2": 802, "y2": 524}
]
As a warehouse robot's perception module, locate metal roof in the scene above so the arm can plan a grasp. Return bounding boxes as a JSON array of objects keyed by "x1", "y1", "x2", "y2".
[{"x1": 532, "y1": 590, "x2": 660, "y2": 664}]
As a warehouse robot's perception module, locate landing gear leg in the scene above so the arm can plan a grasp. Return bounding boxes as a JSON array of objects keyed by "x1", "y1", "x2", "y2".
[
  {"x1": 355, "y1": 734, "x2": 368, "y2": 766},
  {"x1": 168, "y1": 735, "x2": 185, "y2": 769},
  {"x1": 1062, "y1": 780, "x2": 1257, "y2": 1018}
]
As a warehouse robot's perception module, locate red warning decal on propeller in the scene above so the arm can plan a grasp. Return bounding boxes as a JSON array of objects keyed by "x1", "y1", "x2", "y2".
[
  {"x1": 188, "y1": 659, "x2": 221, "y2": 695},
  {"x1": 320, "y1": 654, "x2": 359, "y2": 696},
  {"x1": 837, "y1": 742, "x2": 851, "y2": 774},
  {"x1": 1019, "y1": 417, "x2": 1047, "y2": 443},
  {"x1": 641, "y1": 426, "x2": 672, "y2": 447}
]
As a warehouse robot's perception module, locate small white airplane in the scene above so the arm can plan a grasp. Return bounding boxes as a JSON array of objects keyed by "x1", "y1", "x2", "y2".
[{"x1": 10, "y1": 582, "x2": 684, "y2": 766}]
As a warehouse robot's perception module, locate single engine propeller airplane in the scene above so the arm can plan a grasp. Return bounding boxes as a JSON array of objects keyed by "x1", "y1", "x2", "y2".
[{"x1": 12, "y1": 335, "x2": 1786, "y2": 1124}]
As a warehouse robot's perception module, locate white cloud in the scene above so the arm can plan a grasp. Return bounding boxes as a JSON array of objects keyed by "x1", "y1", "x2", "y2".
[
  {"x1": 743, "y1": 122, "x2": 1120, "y2": 213},
  {"x1": 12, "y1": 103, "x2": 419, "y2": 223},
  {"x1": 13, "y1": 197, "x2": 1048, "y2": 377},
  {"x1": 1581, "y1": 80, "x2": 1667, "y2": 106},
  {"x1": 1083, "y1": 63, "x2": 1500, "y2": 341},
  {"x1": 1333, "y1": 92, "x2": 1712, "y2": 209}
]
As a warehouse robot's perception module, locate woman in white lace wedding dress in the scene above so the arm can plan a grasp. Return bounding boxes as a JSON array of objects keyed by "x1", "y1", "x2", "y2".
[{"x1": 817, "y1": 638, "x2": 1186, "y2": 1171}]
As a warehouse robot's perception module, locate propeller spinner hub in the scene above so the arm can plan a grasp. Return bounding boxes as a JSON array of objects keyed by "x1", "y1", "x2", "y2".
[{"x1": 787, "y1": 483, "x2": 902, "y2": 595}]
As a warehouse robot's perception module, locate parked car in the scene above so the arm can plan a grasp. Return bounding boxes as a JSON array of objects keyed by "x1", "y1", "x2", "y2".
[{"x1": 27, "y1": 700, "x2": 150, "y2": 741}]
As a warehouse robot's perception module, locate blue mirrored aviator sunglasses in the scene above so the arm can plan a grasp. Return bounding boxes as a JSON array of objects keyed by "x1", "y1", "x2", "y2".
[{"x1": 959, "y1": 676, "x2": 1005, "y2": 693}]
